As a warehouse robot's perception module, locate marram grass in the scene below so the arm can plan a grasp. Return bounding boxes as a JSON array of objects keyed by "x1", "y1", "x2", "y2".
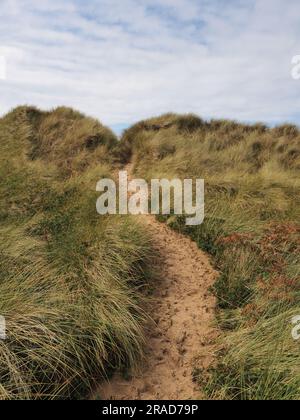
[
  {"x1": 119, "y1": 113, "x2": 300, "y2": 400},
  {"x1": 0, "y1": 106, "x2": 153, "y2": 399}
]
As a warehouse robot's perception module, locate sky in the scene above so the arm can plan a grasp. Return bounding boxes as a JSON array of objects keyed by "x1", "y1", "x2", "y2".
[{"x1": 0, "y1": 0, "x2": 300, "y2": 134}]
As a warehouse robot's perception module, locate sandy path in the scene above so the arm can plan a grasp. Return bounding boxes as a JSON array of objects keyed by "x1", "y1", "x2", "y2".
[{"x1": 96, "y1": 167, "x2": 218, "y2": 400}]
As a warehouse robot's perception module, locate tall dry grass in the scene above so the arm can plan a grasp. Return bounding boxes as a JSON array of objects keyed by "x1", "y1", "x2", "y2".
[
  {"x1": 118, "y1": 113, "x2": 300, "y2": 400},
  {"x1": 0, "y1": 106, "x2": 153, "y2": 399}
]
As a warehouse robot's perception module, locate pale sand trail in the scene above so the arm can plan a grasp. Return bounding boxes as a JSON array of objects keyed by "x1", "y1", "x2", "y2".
[{"x1": 95, "y1": 166, "x2": 218, "y2": 400}]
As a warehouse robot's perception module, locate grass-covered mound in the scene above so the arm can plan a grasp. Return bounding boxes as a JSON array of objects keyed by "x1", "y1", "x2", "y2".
[
  {"x1": 0, "y1": 106, "x2": 152, "y2": 399},
  {"x1": 118, "y1": 113, "x2": 300, "y2": 400}
]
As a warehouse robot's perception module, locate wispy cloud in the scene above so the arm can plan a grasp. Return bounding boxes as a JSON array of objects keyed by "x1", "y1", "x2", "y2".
[{"x1": 0, "y1": 0, "x2": 300, "y2": 131}]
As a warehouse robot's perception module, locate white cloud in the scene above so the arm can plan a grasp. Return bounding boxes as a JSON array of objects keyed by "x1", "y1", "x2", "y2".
[
  {"x1": 0, "y1": 56, "x2": 6, "y2": 80},
  {"x1": 0, "y1": 0, "x2": 300, "y2": 130}
]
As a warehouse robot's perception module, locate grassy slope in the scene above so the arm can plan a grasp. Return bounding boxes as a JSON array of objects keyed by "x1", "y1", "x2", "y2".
[
  {"x1": 0, "y1": 106, "x2": 152, "y2": 399},
  {"x1": 118, "y1": 113, "x2": 300, "y2": 400}
]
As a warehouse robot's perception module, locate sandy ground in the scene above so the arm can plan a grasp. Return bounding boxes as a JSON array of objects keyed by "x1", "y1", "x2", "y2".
[{"x1": 95, "y1": 207, "x2": 218, "y2": 400}]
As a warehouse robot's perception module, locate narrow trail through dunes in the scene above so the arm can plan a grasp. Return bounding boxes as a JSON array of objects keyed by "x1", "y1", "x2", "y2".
[{"x1": 96, "y1": 167, "x2": 218, "y2": 400}]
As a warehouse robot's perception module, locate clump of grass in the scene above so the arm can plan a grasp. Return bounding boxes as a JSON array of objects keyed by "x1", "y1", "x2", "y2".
[
  {"x1": 119, "y1": 113, "x2": 300, "y2": 400},
  {"x1": 0, "y1": 107, "x2": 153, "y2": 399},
  {"x1": 202, "y1": 305, "x2": 300, "y2": 400},
  {"x1": 10, "y1": 106, "x2": 117, "y2": 177}
]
